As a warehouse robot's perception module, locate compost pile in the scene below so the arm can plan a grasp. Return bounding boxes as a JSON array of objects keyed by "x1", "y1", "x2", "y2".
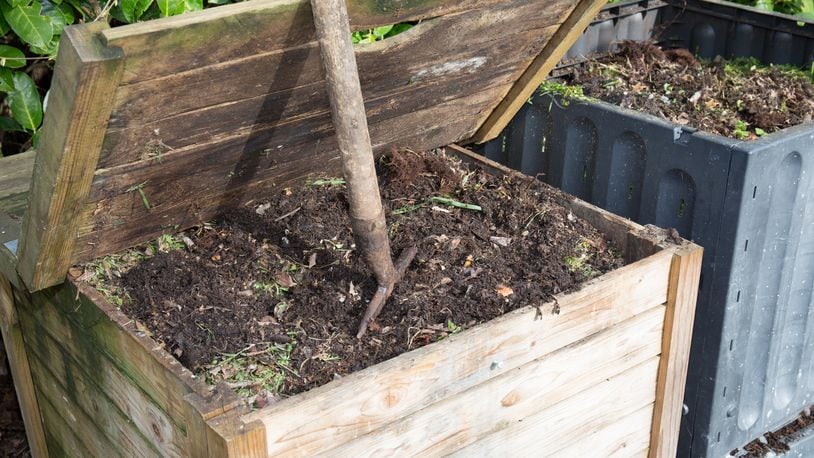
[
  {"x1": 566, "y1": 41, "x2": 814, "y2": 139},
  {"x1": 87, "y1": 150, "x2": 623, "y2": 404},
  {"x1": 737, "y1": 405, "x2": 814, "y2": 457},
  {"x1": 0, "y1": 360, "x2": 29, "y2": 457}
]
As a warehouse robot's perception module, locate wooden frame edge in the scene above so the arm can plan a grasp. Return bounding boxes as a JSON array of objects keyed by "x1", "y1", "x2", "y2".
[
  {"x1": 470, "y1": 0, "x2": 605, "y2": 143},
  {"x1": 0, "y1": 276, "x2": 49, "y2": 457},
  {"x1": 649, "y1": 244, "x2": 703, "y2": 457},
  {"x1": 17, "y1": 22, "x2": 125, "y2": 292}
]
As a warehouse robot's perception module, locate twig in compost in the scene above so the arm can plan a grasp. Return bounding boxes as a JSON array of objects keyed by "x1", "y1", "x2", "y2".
[{"x1": 274, "y1": 206, "x2": 302, "y2": 222}]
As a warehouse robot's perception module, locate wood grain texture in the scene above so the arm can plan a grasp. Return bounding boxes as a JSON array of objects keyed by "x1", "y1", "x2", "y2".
[
  {"x1": 75, "y1": 85, "x2": 505, "y2": 261},
  {"x1": 0, "y1": 150, "x2": 35, "y2": 218},
  {"x1": 99, "y1": 5, "x2": 562, "y2": 168},
  {"x1": 24, "y1": 342, "x2": 166, "y2": 457},
  {"x1": 325, "y1": 305, "x2": 665, "y2": 456},
  {"x1": 16, "y1": 22, "x2": 124, "y2": 291},
  {"x1": 472, "y1": 0, "x2": 606, "y2": 142},
  {"x1": 100, "y1": 0, "x2": 526, "y2": 84},
  {"x1": 244, "y1": 250, "x2": 672, "y2": 455},
  {"x1": 12, "y1": 274, "x2": 272, "y2": 456},
  {"x1": 545, "y1": 404, "x2": 655, "y2": 457},
  {"x1": 649, "y1": 244, "x2": 703, "y2": 458},
  {"x1": 0, "y1": 276, "x2": 48, "y2": 457},
  {"x1": 448, "y1": 357, "x2": 660, "y2": 457},
  {"x1": 14, "y1": 284, "x2": 195, "y2": 455}
]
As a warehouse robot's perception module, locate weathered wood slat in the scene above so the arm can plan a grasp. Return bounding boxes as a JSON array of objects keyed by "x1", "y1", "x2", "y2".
[
  {"x1": 37, "y1": 387, "x2": 98, "y2": 457},
  {"x1": 100, "y1": 0, "x2": 539, "y2": 84},
  {"x1": 0, "y1": 150, "x2": 35, "y2": 218},
  {"x1": 16, "y1": 22, "x2": 124, "y2": 291},
  {"x1": 99, "y1": 0, "x2": 570, "y2": 168},
  {"x1": 0, "y1": 276, "x2": 48, "y2": 457},
  {"x1": 243, "y1": 250, "x2": 672, "y2": 455},
  {"x1": 325, "y1": 305, "x2": 665, "y2": 456},
  {"x1": 448, "y1": 357, "x2": 660, "y2": 457},
  {"x1": 99, "y1": 53, "x2": 528, "y2": 169},
  {"x1": 649, "y1": 245, "x2": 703, "y2": 458},
  {"x1": 473, "y1": 0, "x2": 606, "y2": 142},
  {"x1": 13, "y1": 280, "x2": 208, "y2": 442},
  {"x1": 75, "y1": 85, "x2": 504, "y2": 261},
  {"x1": 552, "y1": 404, "x2": 654, "y2": 457},
  {"x1": 25, "y1": 344, "x2": 164, "y2": 457},
  {"x1": 21, "y1": 288, "x2": 193, "y2": 453}
]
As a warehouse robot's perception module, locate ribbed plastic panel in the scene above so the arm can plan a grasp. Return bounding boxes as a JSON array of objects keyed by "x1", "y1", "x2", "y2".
[
  {"x1": 704, "y1": 125, "x2": 814, "y2": 456},
  {"x1": 659, "y1": 0, "x2": 814, "y2": 66},
  {"x1": 481, "y1": 90, "x2": 814, "y2": 456},
  {"x1": 560, "y1": 0, "x2": 666, "y2": 66},
  {"x1": 481, "y1": 2, "x2": 814, "y2": 455}
]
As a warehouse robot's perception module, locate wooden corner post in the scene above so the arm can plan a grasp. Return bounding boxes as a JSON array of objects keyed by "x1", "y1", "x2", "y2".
[
  {"x1": 649, "y1": 245, "x2": 703, "y2": 457},
  {"x1": 472, "y1": 0, "x2": 605, "y2": 143},
  {"x1": 0, "y1": 276, "x2": 48, "y2": 457},
  {"x1": 17, "y1": 22, "x2": 124, "y2": 291}
]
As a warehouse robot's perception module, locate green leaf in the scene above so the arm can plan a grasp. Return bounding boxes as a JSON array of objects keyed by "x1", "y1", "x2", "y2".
[
  {"x1": 0, "y1": 45, "x2": 25, "y2": 68},
  {"x1": 119, "y1": 0, "x2": 152, "y2": 23},
  {"x1": 1, "y1": 1, "x2": 54, "y2": 49},
  {"x1": 42, "y1": 0, "x2": 73, "y2": 28},
  {"x1": 31, "y1": 128, "x2": 41, "y2": 148},
  {"x1": 157, "y1": 0, "x2": 200, "y2": 17},
  {"x1": 372, "y1": 24, "x2": 393, "y2": 39},
  {"x1": 8, "y1": 71, "x2": 42, "y2": 130},
  {"x1": 0, "y1": 67, "x2": 14, "y2": 91},
  {"x1": 0, "y1": 10, "x2": 10, "y2": 34},
  {"x1": 8, "y1": 0, "x2": 32, "y2": 8},
  {"x1": 387, "y1": 23, "x2": 413, "y2": 37},
  {"x1": 0, "y1": 116, "x2": 23, "y2": 132},
  {"x1": 27, "y1": 35, "x2": 58, "y2": 57}
]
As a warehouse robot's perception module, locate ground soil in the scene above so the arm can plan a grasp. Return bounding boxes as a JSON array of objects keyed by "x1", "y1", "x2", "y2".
[
  {"x1": 735, "y1": 405, "x2": 814, "y2": 456},
  {"x1": 87, "y1": 149, "x2": 624, "y2": 406},
  {"x1": 564, "y1": 41, "x2": 814, "y2": 139},
  {"x1": 0, "y1": 355, "x2": 29, "y2": 458}
]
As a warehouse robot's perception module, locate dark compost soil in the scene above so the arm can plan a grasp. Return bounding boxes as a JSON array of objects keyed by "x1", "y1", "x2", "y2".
[
  {"x1": 735, "y1": 405, "x2": 814, "y2": 457},
  {"x1": 0, "y1": 354, "x2": 29, "y2": 458},
  {"x1": 83, "y1": 150, "x2": 624, "y2": 405},
  {"x1": 563, "y1": 41, "x2": 814, "y2": 139}
]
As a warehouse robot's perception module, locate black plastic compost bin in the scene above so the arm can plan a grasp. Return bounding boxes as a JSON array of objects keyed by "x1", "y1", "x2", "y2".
[{"x1": 478, "y1": 1, "x2": 814, "y2": 456}]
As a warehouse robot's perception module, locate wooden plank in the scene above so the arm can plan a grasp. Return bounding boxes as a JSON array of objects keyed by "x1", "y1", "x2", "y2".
[
  {"x1": 549, "y1": 404, "x2": 655, "y2": 457},
  {"x1": 75, "y1": 84, "x2": 505, "y2": 261},
  {"x1": 649, "y1": 244, "x2": 703, "y2": 458},
  {"x1": 0, "y1": 150, "x2": 35, "y2": 218},
  {"x1": 99, "y1": 0, "x2": 569, "y2": 168},
  {"x1": 36, "y1": 387, "x2": 98, "y2": 458},
  {"x1": 472, "y1": 0, "x2": 606, "y2": 143},
  {"x1": 326, "y1": 305, "x2": 665, "y2": 456},
  {"x1": 99, "y1": 0, "x2": 528, "y2": 84},
  {"x1": 243, "y1": 250, "x2": 672, "y2": 455},
  {"x1": 13, "y1": 280, "x2": 208, "y2": 441},
  {"x1": 182, "y1": 387, "x2": 268, "y2": 457},
  {"x1": 448, "y1": 357, "x2": 660, "y2": 456},
  {"x1": 16, "y1": 22, "x2": 124, "y2": 291},
  {"x1": 0, "y1": 247, "x2": 21, "y2": 292},
  {"x1": 0, "y1": 276, "x2": 48, "y2": 457},
  {"x1": 25, "y1": 344, "x2": 164, "y2": 457}
]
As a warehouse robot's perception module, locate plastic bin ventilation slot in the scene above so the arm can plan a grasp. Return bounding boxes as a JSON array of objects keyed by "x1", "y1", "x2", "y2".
[{"x1": 478, "y1": 1, "x2": 814, "y2": 456}]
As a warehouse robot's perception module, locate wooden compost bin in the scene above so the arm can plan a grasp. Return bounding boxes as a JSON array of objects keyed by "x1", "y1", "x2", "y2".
[{"x1": 0, "y1": 0, "x2": 702, "y2": 456}]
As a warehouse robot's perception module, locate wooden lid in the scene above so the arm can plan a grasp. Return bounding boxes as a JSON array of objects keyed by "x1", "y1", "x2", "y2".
[{"x1": 16, "y1": 0, "x2": 603, "y2": 291}]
